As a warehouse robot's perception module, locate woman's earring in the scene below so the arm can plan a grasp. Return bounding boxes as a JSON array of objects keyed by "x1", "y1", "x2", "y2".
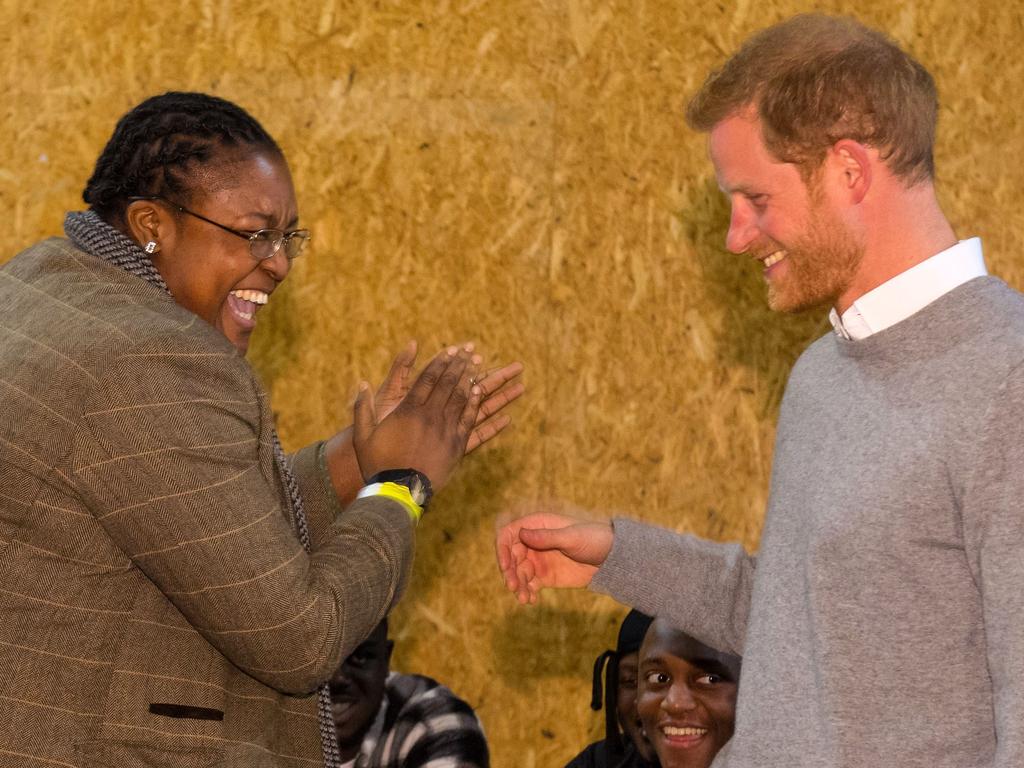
[{"x1": 144, "y1": 241, "x2": 159, "y2": 254}]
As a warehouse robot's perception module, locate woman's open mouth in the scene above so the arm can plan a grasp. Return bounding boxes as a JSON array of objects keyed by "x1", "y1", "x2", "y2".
[{"x1": 227, "y1": 289, "x2": 269, "y2": 327}]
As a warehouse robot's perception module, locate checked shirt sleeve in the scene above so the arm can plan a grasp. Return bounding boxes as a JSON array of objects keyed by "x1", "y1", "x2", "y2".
[{"x1": 362, "y1": 674, "x2": 490, "y2": 768}]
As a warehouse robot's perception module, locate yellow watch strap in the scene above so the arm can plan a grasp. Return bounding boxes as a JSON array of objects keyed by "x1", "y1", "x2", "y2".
[{"x1": 357, "y1": 481, "x2": 423, "y2": 523}]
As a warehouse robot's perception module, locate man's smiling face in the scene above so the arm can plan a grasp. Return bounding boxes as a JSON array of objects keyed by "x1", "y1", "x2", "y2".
[
  {"x1": 710, "y1": 110, "x2": 864, "y2": 314},
  {"x1": 637, "y1": 620, "x2": 741, "y2": 768},
  {"x1": 329, "y1": 622, "x2": 392, "y2": 761}
]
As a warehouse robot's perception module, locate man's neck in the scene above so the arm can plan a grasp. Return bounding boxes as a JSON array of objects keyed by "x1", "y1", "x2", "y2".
[{"x1": 835, "y1": 179, "x2": 957, "y2": 315}]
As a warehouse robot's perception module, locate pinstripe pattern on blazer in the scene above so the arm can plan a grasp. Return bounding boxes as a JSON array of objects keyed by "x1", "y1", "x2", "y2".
[{"x1": 0, "y1": 238, "x2": 415, "y2": 767}]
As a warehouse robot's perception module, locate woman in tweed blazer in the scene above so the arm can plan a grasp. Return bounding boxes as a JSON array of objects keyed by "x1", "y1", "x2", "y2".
[{"x1": 0, "y1": 92, "x2": 522, "y2": 768}]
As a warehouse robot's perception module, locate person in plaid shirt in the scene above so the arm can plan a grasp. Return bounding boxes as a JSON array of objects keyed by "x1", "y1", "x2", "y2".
[{"x1": 329, "y1": 619, "x2": 489, "y2": 767}]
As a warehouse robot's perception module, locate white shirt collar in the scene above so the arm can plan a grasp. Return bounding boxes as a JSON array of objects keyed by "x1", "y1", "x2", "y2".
[{"x1": 829, "y1": 238, "x2": 987, "y2": 341}]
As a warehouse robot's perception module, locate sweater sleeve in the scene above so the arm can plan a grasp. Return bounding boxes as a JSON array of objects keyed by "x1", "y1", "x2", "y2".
[
  {"x1": 589, "y1": 518, "x2": 755, "y2": 656},
  {"x1": 71, "y1": 333, "x2": 414, "y2": 696},
  {"x1": 961, "y1": 361, "x2": 1024, "y2": 766}
]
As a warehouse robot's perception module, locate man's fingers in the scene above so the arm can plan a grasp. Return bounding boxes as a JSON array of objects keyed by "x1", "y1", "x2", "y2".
[
  {"x1": 518, "y1": 526, "x2": 569, "y2": 553},
  {"x1": 516, "y1": 558, "x2": 536, "y2": 598},
  {"x1": 522, "y1": 562, "x2": 541, "y2": 604},
  {"x1": 495, "y1": 529, "x2": 510, "y2": 571},
  {"x1": 496, "y1": 525, "x2": 529, "y2": 592},
  {"x1": 502, "y1": 544, "x2": 521, "y2": 591}
]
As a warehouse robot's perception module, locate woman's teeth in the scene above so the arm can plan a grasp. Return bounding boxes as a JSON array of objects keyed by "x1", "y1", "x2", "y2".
[
  {"x1": 228, "y1": 290, "x2": 269, "y2": 322},
  {"x1": 230, "y1": 289, "x2": 269, "y2": 305}
]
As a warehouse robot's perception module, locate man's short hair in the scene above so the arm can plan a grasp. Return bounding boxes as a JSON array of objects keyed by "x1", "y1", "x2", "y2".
[{"x1": 686, "y1": 13, "x2": 938, "y2": 184}]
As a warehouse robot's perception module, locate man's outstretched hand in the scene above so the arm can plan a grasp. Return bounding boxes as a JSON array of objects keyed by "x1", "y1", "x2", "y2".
[{"x1": 495, "y1": 510, "x2": 614, "y2": 604}]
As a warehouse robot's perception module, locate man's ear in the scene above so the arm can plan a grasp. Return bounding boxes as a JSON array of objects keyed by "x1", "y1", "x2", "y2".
[
  {"x1": 829, "y1": 139, "x2": 872, "y2": 205},
  {"x1": 123, "y1": 199, "x2": 172, "y2": 253}
]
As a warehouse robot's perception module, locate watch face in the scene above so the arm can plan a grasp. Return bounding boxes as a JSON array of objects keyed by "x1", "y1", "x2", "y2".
[{"x1": 406, "y1": 475, "x2": 426, "y2": 506}]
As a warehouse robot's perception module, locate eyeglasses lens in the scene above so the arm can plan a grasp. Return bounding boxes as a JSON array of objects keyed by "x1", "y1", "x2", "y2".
[
  {"x1": 250, "y1": 230, "x2": 309, "y2": 261},
  {"x1": 284, "y1": 231, "x2": 310, "y2": 260},
  {"x1": 249, "y1": 230, "x2": 281, "y2": 261}
]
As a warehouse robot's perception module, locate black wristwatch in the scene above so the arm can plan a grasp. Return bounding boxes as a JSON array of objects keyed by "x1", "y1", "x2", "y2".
[{"x1": 366, "y1": 469, "x2": 434, "y2": 510}]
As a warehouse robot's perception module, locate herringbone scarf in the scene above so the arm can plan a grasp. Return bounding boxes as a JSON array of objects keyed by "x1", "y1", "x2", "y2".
[{"x1": 64, "y1": 209, "x2": 343, "y2": 768}]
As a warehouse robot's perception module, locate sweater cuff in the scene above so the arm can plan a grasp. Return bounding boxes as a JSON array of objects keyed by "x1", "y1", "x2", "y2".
[
  {"x1": 591, "y1": 517, "x2": 717, "y2": 623},
  {"x1": 590, "y1": 517, "x2": 673, "y2": 618},
  {"x1": 590, "y1": 517, "x2": 754, "y2": 656}
]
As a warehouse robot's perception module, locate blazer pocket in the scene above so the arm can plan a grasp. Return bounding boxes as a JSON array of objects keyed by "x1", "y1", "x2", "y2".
[{"x1": 74, "y1": 739, "x2": 225, "y2": 768}]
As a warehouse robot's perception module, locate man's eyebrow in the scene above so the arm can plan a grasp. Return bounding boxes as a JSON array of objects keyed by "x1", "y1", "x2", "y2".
[{"x1": 730, "y1": 185, "x2": 766, "y2": 197}]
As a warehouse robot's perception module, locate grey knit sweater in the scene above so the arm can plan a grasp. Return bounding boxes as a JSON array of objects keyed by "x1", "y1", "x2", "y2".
[{"x1": 592, "y1": 276, "x2": 1024, "y2": 767}]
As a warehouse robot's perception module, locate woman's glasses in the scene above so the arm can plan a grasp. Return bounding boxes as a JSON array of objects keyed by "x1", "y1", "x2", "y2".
[{"x1": 128, "y1": 196, "x2": 310, "y2": 261}]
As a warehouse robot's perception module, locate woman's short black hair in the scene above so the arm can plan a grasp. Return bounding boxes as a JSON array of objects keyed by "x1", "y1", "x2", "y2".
[{"x1": 83, "y1": 91, "x2": 281, "y2": 224}]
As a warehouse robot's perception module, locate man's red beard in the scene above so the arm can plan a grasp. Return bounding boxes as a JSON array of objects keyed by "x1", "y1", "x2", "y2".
[{"x1": 761, "y1": 190, "x2": 864, "y2": 314}]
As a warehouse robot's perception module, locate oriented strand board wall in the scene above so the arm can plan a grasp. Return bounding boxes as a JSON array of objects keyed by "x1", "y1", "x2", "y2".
[{"x1": 3, "y1": 0, "x2": 1023, "y2": 764}]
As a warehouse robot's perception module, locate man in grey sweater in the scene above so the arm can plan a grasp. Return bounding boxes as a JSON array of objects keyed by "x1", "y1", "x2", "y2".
[{"x1": 496, "y1": 14, "x2": 1023, "y2": 768}]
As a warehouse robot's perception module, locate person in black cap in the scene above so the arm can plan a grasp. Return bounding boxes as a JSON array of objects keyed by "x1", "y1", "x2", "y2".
[{"x1": 566, "y1": 610, "x2": 658, "y2": 768}]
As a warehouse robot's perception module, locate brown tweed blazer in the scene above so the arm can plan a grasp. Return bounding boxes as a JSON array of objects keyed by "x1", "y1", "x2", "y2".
[{"x1": 0, "y1": 238, "x2": 415, "y2": 767}]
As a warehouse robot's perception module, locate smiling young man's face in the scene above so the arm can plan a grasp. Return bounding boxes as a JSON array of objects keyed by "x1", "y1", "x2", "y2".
[
  {"x1": 144, "y1": 148, "x2": 299, "y2": 354},
  {"x1": 637, "y1": 619, "x2": 741, "y2": 768},
  {"x1": 616, "y1": 651, "x2": 657, "y2": 762},
  {"x1": 329, "y1": 621, "x2": 393, "y2": 762}
]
